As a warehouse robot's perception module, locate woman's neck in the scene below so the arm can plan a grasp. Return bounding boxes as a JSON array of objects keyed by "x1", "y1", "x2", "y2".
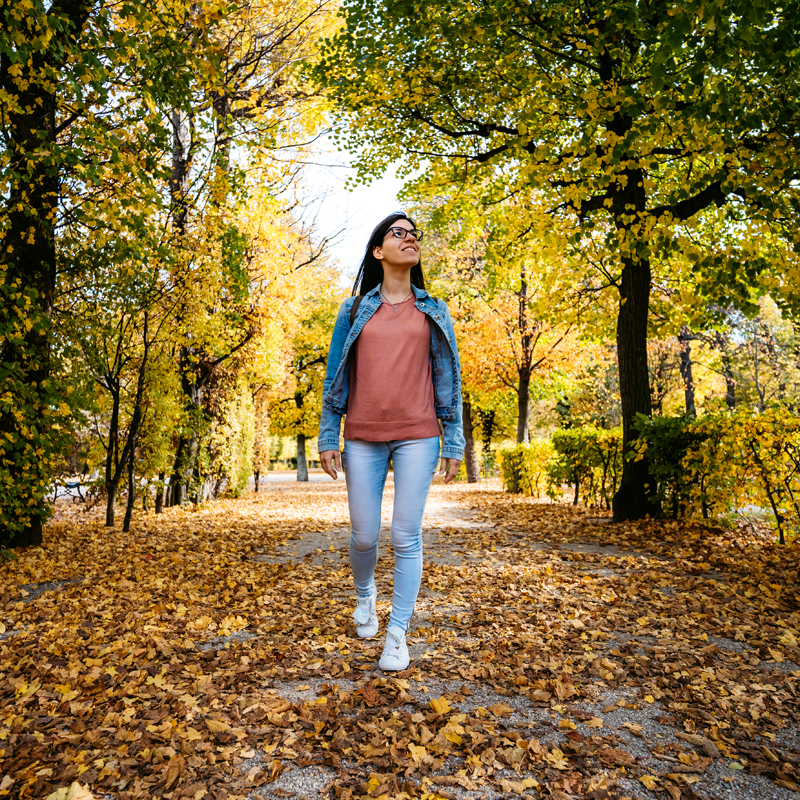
[{"x1": 381, "y1": 267, "x2": 413, "y2": 300}]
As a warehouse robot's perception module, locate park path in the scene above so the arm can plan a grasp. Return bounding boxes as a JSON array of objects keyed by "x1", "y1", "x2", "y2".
[
  {"x1": 239, "y1": 478, "x2": 799, "y2": 800},
  {"x1": 0, "y1": 478, "x2": 798, "y2": 800}
]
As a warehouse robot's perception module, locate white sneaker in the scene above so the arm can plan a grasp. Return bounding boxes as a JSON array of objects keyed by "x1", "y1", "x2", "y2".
[
  {"x1": 379, "y1": 626, "x2": 409, "y2": 671},
  {"x1": 353, "y1": 587, "x2": 378, "y2": 638}
]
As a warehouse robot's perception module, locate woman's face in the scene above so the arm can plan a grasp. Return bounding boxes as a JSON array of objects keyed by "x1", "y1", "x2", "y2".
[{"x1": 372, "y1": 219, "x2": 421, "y2": 269}]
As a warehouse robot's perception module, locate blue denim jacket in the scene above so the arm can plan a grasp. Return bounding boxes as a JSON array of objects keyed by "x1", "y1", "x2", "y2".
[{"x1": 317, "y1": 284, "x2": 465, "y2": 459}]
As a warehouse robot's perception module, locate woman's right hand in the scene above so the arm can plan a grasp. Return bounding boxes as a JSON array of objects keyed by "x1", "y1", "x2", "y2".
[{"x1": 320, "y1": 450, "x2": 342, "y2": 480}]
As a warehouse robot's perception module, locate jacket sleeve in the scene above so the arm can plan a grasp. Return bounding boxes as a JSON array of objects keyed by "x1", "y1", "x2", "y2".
[
  {"x1": 317, "y1": 299, "x2": 352, "y2": 453},
  {"x1": 439, "y1": 300, "x2": 466, "y2": 460}
]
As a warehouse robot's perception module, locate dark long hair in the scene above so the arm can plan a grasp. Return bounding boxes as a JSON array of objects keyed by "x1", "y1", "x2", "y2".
[{"x1": 352, "y1": 212, "x2": 426, "y2": 296}]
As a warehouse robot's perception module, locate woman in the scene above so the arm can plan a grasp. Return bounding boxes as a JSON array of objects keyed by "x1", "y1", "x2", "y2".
[{"x1": 317, "y1": 212, "x2": 464, "y2": 671}]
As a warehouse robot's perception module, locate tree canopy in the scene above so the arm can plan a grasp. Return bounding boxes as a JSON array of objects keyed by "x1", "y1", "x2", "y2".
[{"x1": 316, "y1": 0, "x2": 800, "y2": 518}]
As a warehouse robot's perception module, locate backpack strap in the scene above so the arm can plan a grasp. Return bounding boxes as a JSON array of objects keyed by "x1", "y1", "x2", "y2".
[{"x1": 349, "y1": 295, "x2": 363, "y2": 327}]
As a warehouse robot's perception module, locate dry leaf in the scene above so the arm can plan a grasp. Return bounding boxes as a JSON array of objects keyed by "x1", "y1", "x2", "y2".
[{"x1": 45, "y1": 784, "x2": 95, "y2": 800}]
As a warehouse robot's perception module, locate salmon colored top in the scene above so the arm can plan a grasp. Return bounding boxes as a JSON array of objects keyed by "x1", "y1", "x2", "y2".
[{"x1": 343, "y1": 297, "x2": 440, "y2": 442}]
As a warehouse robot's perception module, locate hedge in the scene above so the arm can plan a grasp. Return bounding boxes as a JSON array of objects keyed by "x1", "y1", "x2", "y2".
[{"x1": 500, "y1": 409, "x2": 800, "y2": 542}]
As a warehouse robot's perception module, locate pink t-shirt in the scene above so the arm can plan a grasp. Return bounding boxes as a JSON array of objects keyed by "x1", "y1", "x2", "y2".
[{"x1": 343, "y1": 298, "x2": 440, "y2": 442}]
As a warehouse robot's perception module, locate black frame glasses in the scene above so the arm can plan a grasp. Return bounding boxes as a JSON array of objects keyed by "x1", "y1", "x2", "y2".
[{"x1": 386, "y1": 226, "x2": 424, "y2": 243}]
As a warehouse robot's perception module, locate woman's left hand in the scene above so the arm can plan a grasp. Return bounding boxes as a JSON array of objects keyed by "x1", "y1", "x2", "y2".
[{"x1": 438, "y1": 458, "x2": 461, "y2": 484}]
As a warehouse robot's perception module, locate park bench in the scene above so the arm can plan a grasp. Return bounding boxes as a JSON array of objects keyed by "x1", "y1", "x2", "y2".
[{"x1": 52, "y1": 473, "x2": 90, "y2": 503}]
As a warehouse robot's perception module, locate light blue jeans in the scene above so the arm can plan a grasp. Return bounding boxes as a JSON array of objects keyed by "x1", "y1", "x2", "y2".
[{"x1": 342, "y1": 436, "x2": 440, "y2": 632}]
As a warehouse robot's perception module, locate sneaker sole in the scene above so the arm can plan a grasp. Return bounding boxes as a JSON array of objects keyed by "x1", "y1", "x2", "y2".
[
  {"x1": 379, "y1": 658, "x2": 409, "y2": 671},
  {"x1": 355, "y1": 619, "x2": 378, "y2": 638}
]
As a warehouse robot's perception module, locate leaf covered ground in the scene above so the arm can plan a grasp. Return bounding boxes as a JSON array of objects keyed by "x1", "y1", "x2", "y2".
[{"x1": 1, "y1": 480, "x2": 799, "y2": 800}]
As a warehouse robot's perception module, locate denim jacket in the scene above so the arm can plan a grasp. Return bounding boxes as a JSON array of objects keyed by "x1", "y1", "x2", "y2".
[{"x1": 317, "y1": 284, "x2": 465, "y2": 459}]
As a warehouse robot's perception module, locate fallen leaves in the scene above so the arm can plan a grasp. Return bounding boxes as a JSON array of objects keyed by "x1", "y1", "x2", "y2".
[
  {"x1": 44, "y1": 784, "x2": 94, "y2": 800},
  {"x1": 0, "y1": 482, "x2": 798, "y2": 799}
]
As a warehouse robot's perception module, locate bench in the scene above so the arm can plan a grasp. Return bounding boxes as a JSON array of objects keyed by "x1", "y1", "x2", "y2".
[{"x1": 53, "y1": 474, "x2": 89, "y2": 503}]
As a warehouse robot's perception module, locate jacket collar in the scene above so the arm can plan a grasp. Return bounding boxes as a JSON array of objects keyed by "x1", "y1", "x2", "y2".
[{"x1": 366, "y1": 283, "x2": 430, "y2": 300}]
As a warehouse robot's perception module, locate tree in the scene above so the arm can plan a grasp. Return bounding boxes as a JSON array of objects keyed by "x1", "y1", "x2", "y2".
[
  {"x1": 162, "y1": 0, "x2": 334, "y2": 505},
  {"x1": 269, "y1": 271, "x2": 339, "y2": 481},
  {"x1": 420, "y1": 199, "x2": 583, "y2": 447},
  {"x1": 0, "y1": 0, "x2": 207, "y2": 545},
  {"x1": 317, "y1": 0, "x2": 800, "y2": 520}
]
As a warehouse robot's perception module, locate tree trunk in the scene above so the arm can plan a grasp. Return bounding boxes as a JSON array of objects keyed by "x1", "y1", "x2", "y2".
[
  {"x1": 678, "y1": 325, "x2": 696, "y2": 417},
  {"x1": 516, "y1": 372, "x2": 531, "y2": 444},
  {"x1": 462, "y1": 397, "x2": 481, "y2": 483},
  {"x1": 0, "y1": 9, "x2": 68, "y2": 546},
  {"x1": 715, "y1": 332, "x2": 736, "y2": 409},
  {"x1": 105, "y1": 385, "x2": 122, "y2": 527},
  {"x1": 297, "y1": 434, "x2": 308, "y2": 482},
  {"x1": 155, "y1": 471, "x2": 166, "y2": 514},
  {"x1": 122, "y1": 314, "x2": 149, "y2": 532},
  {"x1": 480, "y1": 409, "x2": 495, "y2": 477},
  {"x1": 612, "y1": 254, "x2": 658, "y2": 521},
  {"x1": 753, "y1": 325, "x2": 766, "y2": 412},
  {"x1": 168, "y1": 362, "x2": 207, "y2": 505},
  {"x1": 122, "y1": 436, "x2": 138, "y2": 533},
  {"x1": 254, "y1": 469, "x2": 260, "y2": 493}
]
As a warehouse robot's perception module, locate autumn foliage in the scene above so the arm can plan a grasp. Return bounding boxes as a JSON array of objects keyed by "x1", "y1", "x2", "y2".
[{"x1": 1, "y1": 483, "x2": 799, "y2": 798}]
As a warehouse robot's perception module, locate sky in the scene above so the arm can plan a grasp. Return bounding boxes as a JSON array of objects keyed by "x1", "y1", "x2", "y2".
[{"x1": 301, "y1": 137, "x2": 410, "y2": 286}]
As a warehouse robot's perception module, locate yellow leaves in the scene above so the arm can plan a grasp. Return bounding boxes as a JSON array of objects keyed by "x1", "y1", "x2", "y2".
[
  {"x1": 768, "y1": 648, "x2": 784, "y2": 662},
  {"x1": 544, "y1": 747, "x2": 569, "y2": 770},
  {"x1": 205, "y1": 718, "x2": 231, "y2": 735},
  {"x1": 218, "y1": 614, "x2": 248, "y2": 636},
  {"x1": 5, "y1": 480, "x2": 798, "y2": 800},
  {"x1": 429, "y1": 696, "x2": 452, "y2": 715},
  {"x1": 55, "y1": 684, "x2": 80, "y2": 701},
  {"x1": 163, "y1": 755, "x2": 186, "y2": 790},
  {"x1": 44, "y1": 783, "x2": 95, "y2": 800},
  {"x1": 15, "y1": 680, "x2": 40, "y2": 699},
  {"x1": 621, "y1": 721, "x2": 643, "y2": 736},
  {"x1": 640, "y1": 775, "x2": 660, "y2": 789},
  {"x1": 487, "y1": 702, "x2": 514, "y2": 717},
  {"x1": 779, "y1": 629, "x2": 798, "y2": 647},
  {"x1": 444, "y1": 729, "x2": 462, "y2": 745},
  {"x1": 499, "y1": 777, "x2": 539, "y2": 794},
  {"x1": 408, "y1": 742, "x2": 428, "y2": 763}
]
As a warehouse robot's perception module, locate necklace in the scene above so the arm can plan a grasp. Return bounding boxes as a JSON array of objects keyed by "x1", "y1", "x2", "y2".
[{"x1": 380, "y1": 289, "x2": 414, "y2": 312}]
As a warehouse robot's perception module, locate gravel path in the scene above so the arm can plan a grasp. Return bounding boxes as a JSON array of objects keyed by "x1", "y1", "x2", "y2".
[
  {"x1": 3, "y1": 480, "x2": 796, "y2": 800},
  {"x1": 221, "y1": 481, "x2": 799, "y2": 800}
]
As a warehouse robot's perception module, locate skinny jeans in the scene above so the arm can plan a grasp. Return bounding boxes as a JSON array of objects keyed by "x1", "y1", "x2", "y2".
[{"x1": 342, "y1": 436, "x2": 440, "y2": 632}]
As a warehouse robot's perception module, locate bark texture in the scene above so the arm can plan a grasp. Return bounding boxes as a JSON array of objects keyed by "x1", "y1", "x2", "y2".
[{"x1": 462, "y1": 397, "x2": 481, "y2": 483}]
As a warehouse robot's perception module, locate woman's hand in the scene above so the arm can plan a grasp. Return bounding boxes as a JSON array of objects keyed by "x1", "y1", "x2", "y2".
[
  {"x1": 320, "y1": 450, "x2": 342, "y2": 480},
  {"x1": 438, "y1": 458, "x2": 461, "y2": 484}
]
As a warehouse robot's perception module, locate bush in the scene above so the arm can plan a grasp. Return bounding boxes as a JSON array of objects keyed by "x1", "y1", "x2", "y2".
[
  {"x1": 633, "y1": 409, "x2": 800, "y2": 542},
  {"x1": 547, "y1": 428, "x2": 622, "y2": 509},
  {"x1": 631, "y1": 414, "x2": 725, "y2": 519},
  {"x1": 498, "y1": 439, "x2": 554, "y2": 497},
  {"x1": 500, "y1": 410, "x2": 800, "y2": 542}
]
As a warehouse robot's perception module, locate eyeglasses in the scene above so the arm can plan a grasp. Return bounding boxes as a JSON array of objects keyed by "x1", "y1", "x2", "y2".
[{"x1": 386, "y1": 226, "x2": 424, "y2": 243}]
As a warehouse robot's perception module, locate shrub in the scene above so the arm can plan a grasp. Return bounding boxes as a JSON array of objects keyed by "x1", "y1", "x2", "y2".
[
  {"x1": 633, "y1": 409, "x2": 800, "y2": 542},
  {"x1": 500, "y1": 410, "x2": 800, "y2": 543},
  {"x1": 547, "y1": 427, "x2": 623, "y2": 509},
  {"x1": 499, "y1": 439, "x2": 554, "y2": 497},
  {"x1": 630, "y1": 414, "x2": 727, "y2": 519}
]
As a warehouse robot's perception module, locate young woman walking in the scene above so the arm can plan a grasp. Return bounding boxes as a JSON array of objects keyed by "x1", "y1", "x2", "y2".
[{"x1": 317, "y1": 212, "x2": 464, "y2": 671}]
